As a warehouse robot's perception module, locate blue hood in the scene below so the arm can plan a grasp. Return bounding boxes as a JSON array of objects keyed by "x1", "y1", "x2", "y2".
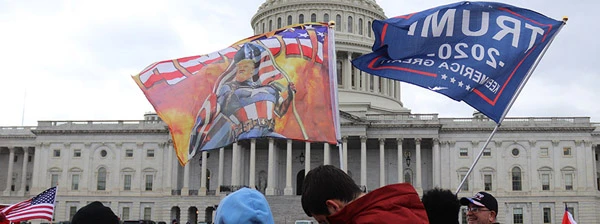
[{"x1": 214, "y1": 188, "x2": 275, "y2": 224}]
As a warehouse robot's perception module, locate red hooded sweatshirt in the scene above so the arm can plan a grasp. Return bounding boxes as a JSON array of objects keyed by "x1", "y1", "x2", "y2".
[{"x1": 327, "y1": 183, "x2": 429, "y2": 224}]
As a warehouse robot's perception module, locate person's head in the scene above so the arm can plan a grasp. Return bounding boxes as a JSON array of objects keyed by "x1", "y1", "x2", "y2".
[
  {"x1": 301, "y1": 165, "x2": 363, "y2": 223},
  {"x1": 71, "y1": 201, "x2": 119, "y2": 224},
  {"x1": 460, "y1": 192, "x2": 498, "y2": 224},
  {"x1": 214, "y1": 187, "x2": 274, "y2": 224},
  {"x1": 421, "y1": 188, "x2": 460, "y2": 224},
  {"x1": 232, "y1": 43, "x2": 264, "y2": 82}
]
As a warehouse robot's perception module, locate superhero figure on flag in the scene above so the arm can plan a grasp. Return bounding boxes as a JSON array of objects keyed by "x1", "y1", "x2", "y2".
[{"x1": 189, "y1": 42, "x2": 296, "y2": 154}]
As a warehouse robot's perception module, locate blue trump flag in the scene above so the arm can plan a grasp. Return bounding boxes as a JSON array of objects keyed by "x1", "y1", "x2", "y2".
[{"x1": 353, "y1": 1, "x2": 565, "y2": 123}]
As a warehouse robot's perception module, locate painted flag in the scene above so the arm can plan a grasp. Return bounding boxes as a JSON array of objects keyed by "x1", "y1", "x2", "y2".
[
  {"x1": 133, "y1": 23, "x2": 340, "y2": 165},
  {"x1": 352, "y1": 1, "x2": 565, "y2": 123},
  {"x1": 562, "y1": 205, "x2": 577, "y2": 224},
  {"x1": 1, "y1": 187, "x2": 56, "y2": 222}
]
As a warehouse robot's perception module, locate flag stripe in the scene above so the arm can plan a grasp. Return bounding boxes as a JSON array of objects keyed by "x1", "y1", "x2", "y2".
[{"x1": 1, "y1": 187, "x2": 56, "y2": 222}]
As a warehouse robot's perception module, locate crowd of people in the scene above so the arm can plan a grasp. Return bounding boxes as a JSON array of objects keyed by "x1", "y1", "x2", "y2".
[{"x1": 69, "y1": 164, "x2": 499, "y2": 224}]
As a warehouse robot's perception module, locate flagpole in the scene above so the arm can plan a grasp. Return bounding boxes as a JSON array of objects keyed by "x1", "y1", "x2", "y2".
[{"x1": 455, "y1": 18, "x2": 567, "y2": 195}]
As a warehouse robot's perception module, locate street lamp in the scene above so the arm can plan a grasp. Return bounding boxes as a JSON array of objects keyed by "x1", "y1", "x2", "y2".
[
  {"x1": 298, "y1": 152, "x2": 306, "y2": 164},
  {"x1": 405, "y1": 151, "x2": 411, "y2": 167}
]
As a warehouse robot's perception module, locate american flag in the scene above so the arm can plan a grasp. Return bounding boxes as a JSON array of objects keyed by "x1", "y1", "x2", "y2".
[{"x1": 1, "y1": 187, "x2": 56, "y2": 222}]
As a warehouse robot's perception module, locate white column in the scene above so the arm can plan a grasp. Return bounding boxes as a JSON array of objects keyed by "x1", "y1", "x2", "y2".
[
  {"x1": 182, "y1": 161, "x2": 190, "y2": 196},
  {"x1": 345, "y1": 54, "x2": 352, "y2": 89},
  {"x1": 200, "y1": 151, "x2": 208, "y2": 196},
  {"x1": 379, "y1": 138, "x2": 385, "y2": 187},
  {"x1": 231, "y1": 143, "x2": 240, "y2": 186},
  {"x1": 250, "y1": 139, "x2": 256, "y2": 190},
  {"x1": 360, "y1": 136, "x2": 367, "y2": 187},
  {"x1": 284, "y1": 140, "x2": 293, "y2": 195},
  {"x1": 18, "y1": 149, "x2": 29, "y2": 196},
  {"x1": 4, "y1": 147, "x2": 15, "y2": 196},
  {"x1": 342, "y1": 137, "x2": 348, "y2": 172},
  {"x1": 266, "y1": 138, "x2": 275, "y2": 195},
  {"x1": 397, "y1": 138, "x2": 404, "y2": 183},
  {"x1": 415, "y1": 138, "x2": 422, "y2": 190},
  {"x1": 304, "y1": 142, "x2": 311, "y2": 175},
  {"x1": 31, "y1": 145, "x2": 42, "y2": 193},
  {"x1": 166, "y1": 141, "x2": 174, "y2": 193},
  {"x1": 374, "y1": 76, "x2": 380, "y2": 93},
  {"x1": 323, "y1": 143, "x2": 330, "y2": 165},
  {"x1": 216, "y1": 147, "x2": 224, "y2": 196},
  {"x1": 433, "y1": 138, "x2": 441, "y2": 187}
]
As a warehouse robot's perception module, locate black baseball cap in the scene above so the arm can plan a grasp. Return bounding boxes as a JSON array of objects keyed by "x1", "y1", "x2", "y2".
[{"x1": 460, "y1": 192, "x2": 498, "y2": 213}]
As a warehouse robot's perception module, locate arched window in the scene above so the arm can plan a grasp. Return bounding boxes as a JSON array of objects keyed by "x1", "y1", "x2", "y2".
[
  {"x1": 368, "y1": 21, "x2": 372, "y2": 37},
  {"x1": 324, "y1": 13, "x2": 329, "y2": 23},
  {"x1": 311, "y1": 13, "x2": 317, "y2": 22},
  {"x1": 277, "y1": 17, "x2": 282, "y2": 29},
  {"x1": 262, "y1": 23, "x2": 265, "y2": 33},
  {"x1": 287, "y1": 15, "x2": 292, "y2": 25},
  {"x1": 97, "y1": 167, "x2": 107, "y2": 191},
  {"x1": 512, "y1": 167, "x2": 522, "y2": 191},
  {"x1": 299, "y1": 14, "x2": 304, "y2": 23},
  {"x1": 358, "y1": 18, "x2": 363, "y2": 35},
  {"x1": 269, "y1": 20, "x2": 272, "y2": 31},
  {"x1": 347, "y1": 16, "x2": 353, "y2": 33},
  {"x1": 336, "y1": 14, "x2": 341, "y2": 31},
  {"x1": 404, "y1": 171, "x2": 413, "y2": 184}
]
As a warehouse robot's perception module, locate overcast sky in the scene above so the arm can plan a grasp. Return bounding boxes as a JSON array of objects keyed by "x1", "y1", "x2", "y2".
[{"x1": 1, "y1": 0, "x2": 597, "y2": 126}]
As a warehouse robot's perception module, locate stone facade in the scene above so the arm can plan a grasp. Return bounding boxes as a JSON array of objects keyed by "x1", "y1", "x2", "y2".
[{"x1": 1, "y1": 0, "x2": 600, "y2": 223}]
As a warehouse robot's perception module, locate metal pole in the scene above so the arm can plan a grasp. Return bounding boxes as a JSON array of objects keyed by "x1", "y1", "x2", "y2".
[{"x1": 455, "y1": 124, "x2": 500, "y2": 194}]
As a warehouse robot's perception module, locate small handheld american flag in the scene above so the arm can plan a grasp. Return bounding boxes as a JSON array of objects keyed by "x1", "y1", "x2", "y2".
[{"x1": 1, "y1": 186, "x2": 56, "y2": 222}]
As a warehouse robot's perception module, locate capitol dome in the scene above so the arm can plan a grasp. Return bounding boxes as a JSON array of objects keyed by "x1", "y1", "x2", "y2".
[{"x1": 251, "y1": 0, "x2": 410, "y2": 116}]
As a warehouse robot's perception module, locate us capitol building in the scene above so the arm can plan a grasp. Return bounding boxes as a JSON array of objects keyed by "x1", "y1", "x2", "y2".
[{"x1": 2, "y1": 0, "x2": 600, "y2": 223}]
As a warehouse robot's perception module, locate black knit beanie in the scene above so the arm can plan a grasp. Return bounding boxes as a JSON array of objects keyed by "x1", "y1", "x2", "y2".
[{"x1": 71, "y1": 201, "x2": 119, "y2": 224}]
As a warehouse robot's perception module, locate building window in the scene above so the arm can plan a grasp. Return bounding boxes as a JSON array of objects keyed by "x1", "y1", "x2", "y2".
[
  {"x1": 100, "y1": 150, "x2": 107, "y2": 157},
  {"x1": 145, "y1": 175, "x2": 153, "y2": 191},
  {"x1": 73, "y1": 149, "x2": 81, "y2": 157},
  {"x1": 14, "y1": 155, "x2": 18, "y2": 162},
  {"x1": 484, "y1": 174, "x2": 492, "y2": 191},
  {"x1": 268, "y1": 20, "x2": 272, "y2": 31},
  {"x1": 543, "y1": 207, "x2": 551, "y2": 223},
  {"x1": 512, "y1": 148, "x2": 520, "y2": 156},
  {"x1": 378, "y1": 76, "x2": 383, "y2": 92},
  {"x1": 542, "y1": 174, "x2": 550, "y2": 190},
  {"x1": 51, "y1": 174, "x2": 59, "y2": 187},
  {"x1": 147, "y1": 149, "x2": 155, "y2": 158},
  {"x1": 311, "y1": 13, "x2": 316, "y2": 22},
  {"x1": 277, "y1": 17, "x2": 281, "y2": 29},
  {"x1": 122, "y1": 207, "x2": 130, "y2": 220},
  {"x1": 69, "y1": 206, "x2": 78, "y2": 220},
  {"x1": 540, "y1": 147, "x2": 549, "y2": 157},
  {"x1": 404, "y1": 172, "x2": 412, "y2": 184},
  {"x1": 71, "y1": 174, "x2": 79, "y2": 190},
  {"x1": 143, "y1": 207, "x2": 152, "y2": 220},
  {"x1": 512, "y1": 167, "x2": 522, "y2": 191},
  {"x1": 483, "y1": 148, "x2": 491, "y2": 157},
  {"x1": 28, "y1": 155, "x2": 32, "y2": 162},
  {"x1": 53, "y1": 149, "x2": 61, "y2": 157},
  {"x1": 565, "y1": 173, "x2": 573, "y2": 190},
  {"x1": 97, "y1": 167, "x2": 107, "y2": 191},
  {"x1": 459, "y1": 148, "x2": 468, "y2": 157},
  {"x1": 336, "y1": 60, "x2": 343, "y2": 86},
  {"x1": 358, "y1": 18, "x2": 363, "y2": 35},
  {"x1": 563, "y1": 147, "x2": 572, "y2": 156},
  {"x1": 262, "y1": 23, "x2": 265, "y2": 33},
  {"x1": 461, "y1": 208, "x2": 467, "y2": 224},
  {"x1": 336, "y1": 14, "x2": 341, "y2": 31},
  {"x1": 513, "y1": 208, "x2": 523, "y2": 224},
  {"x1": 368, "y1": 21, "x2": 372, "y2": 37},
  {"x1": 351, "y1": 70, "x2": 356, "y2": 88},
  {"x1": 460, "y1": 174, "x2": 468, "y2": 191},
  {"x1": 124, "y1": 174, "x2": 132, "y2": 191},
  {"x1": 126, "y1": 149, "x2": 133, "y2": 158},
  {"x1": 299, "y1": 14, "x2": 304, "y2": 23},
  {"x1": 287, "y1": 15, "x2": 292, "y2": 25},
  {"x1": 347, "y1": 16, "x2": 353, "y2": 33},
  {"x1": 323, "y1": 13, "x2": 329, "y2": 23}
]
